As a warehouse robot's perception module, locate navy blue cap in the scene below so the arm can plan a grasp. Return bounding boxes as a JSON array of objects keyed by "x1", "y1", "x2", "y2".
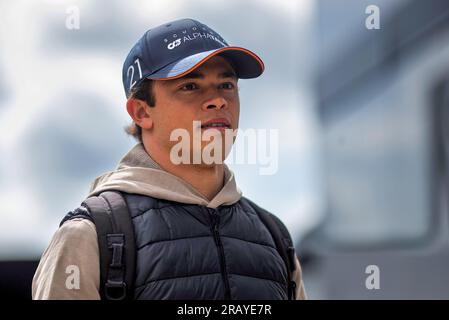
[{"x1": 122, "y1": 18, "x2": 265, "y2": 98}]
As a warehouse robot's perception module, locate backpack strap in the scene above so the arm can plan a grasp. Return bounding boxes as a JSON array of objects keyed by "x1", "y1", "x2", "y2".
[
  {"x1": 60, "y1": 205, "x2": 93, "y2": 226},
  {"x1": 80, "y1": 191, "x2": 136, "y2": 300},
  {"x1": 243, "y1": 197, "x2": 297, "y2": 300}
]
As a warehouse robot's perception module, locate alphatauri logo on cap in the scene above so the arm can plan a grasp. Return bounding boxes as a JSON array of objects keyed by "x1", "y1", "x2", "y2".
[
  {"x1": 168, "y1": 38, "x2": 181, "y2": 50},
  {"x1": 165, "y1": 27, "x2": 227, "y2": 50}
]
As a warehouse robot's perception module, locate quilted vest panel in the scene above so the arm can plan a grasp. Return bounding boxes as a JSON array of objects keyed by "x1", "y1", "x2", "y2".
[{"x1": 124, "y1": 194, "x2": 288, "y2": 300}]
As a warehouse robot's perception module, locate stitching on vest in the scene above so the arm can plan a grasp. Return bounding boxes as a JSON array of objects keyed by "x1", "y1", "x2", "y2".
[
  {"x1": 220, "y1": 234, "x2": 276, "y2": 250},
  {"x1": 136, "y1": 233, "x2": 277, "y2": 251},
  {"x1": 230, "y1": 272, "x2": 288, "y2": 287},
  {"x1": 135, "y1": 271, "x2": 221, "y2": 289},
  {"x1": 137, "y1": 234, "x2": 212, "y2": 250},
  {"x1": 227, "y1": 200, "x2": 277, "y2": 249},
  {"x1": 235, "y1": 199, "x2": 257, "y2": 215},
  {"x1": 131, "y1": 206, "x2": 160, "y2": 219},
  {"x1": 130, "y1": 202, "x2": 204, "y2": 219},
  {"x1": 236, "y1": 200, "x2": 279, "y2": 250}
]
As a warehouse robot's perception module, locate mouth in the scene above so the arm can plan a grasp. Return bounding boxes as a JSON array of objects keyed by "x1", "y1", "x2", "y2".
[{"x1": 200, "y1": 118, "x2": 231, "y2": 131}]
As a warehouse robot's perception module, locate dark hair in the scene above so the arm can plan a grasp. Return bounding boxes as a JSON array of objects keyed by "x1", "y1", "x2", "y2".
[{"x1": 124, "y1": 79, "x2": 156, "y2": 143}]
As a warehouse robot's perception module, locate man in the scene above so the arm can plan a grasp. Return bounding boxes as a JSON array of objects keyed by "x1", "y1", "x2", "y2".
[{"x1": 32, "y1": 18, "x2": 307, "y2": 300}]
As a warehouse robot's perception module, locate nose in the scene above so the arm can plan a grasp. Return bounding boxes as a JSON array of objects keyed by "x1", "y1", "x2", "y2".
[{"x1": 202, "y1": 95, "x2": 228, "y2": 111}]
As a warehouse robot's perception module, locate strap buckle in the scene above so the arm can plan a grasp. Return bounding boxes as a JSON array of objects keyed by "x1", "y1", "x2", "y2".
[
  {"x1": 104, "y1": 280, "x2": 127, "y2": 300},
  {"x1": 107, "y1": 234, "x2": 124, "y2": 268},
  {"x1": 104, "y1": 234, "x2": 127, "y2": 300}
]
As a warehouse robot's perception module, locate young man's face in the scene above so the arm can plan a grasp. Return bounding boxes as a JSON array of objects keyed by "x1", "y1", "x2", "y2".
[{"x1": 148, "y1": 55, "x2": 240, "y2": 164}]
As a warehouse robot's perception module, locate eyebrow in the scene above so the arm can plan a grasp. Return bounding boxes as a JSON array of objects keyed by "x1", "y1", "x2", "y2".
[{"x1": 178, "y1": 70, "x2": 237, "y2": 80}]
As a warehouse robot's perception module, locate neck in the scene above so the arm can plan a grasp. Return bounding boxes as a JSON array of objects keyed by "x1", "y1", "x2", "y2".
[{"x1": 142, "y1": 140, "x2": 225, "y2": 201}]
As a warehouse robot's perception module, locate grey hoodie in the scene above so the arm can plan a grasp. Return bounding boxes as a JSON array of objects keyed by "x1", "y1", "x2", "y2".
[{"x1": 32, "y1": 143, "x2": 307, "y2": 300}]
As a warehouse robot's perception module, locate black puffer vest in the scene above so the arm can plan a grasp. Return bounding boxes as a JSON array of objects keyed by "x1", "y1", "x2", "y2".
[{"x1": 63, "y1": 193, "x2": 289, "y2": 300}]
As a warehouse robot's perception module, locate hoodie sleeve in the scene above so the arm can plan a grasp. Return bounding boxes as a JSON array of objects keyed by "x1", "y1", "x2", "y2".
[
  {"x1": 32, "y1": 218, "x2": 101, "y2": 300},
  {"x1": 293, "y1": 255, "x2": 307, "y2": 300}
]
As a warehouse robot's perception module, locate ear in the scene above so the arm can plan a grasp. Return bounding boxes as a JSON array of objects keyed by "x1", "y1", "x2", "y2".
[{"x1": 126, "y1": 98, "x2": 153, "y2": 130}]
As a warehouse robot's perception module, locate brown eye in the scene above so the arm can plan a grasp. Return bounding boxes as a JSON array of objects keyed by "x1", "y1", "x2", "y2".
[
  {"x1": 220, "y1": 83, "x2": 235, "y2": 89},
  {"x1": 180, "y1": 83, "x2": 198, "y2": 91}
]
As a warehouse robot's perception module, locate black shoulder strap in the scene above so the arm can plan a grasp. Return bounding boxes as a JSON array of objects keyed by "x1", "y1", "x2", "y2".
[
  {"x1": 60, "y1": 205, "x2": 93, "y2": 226},
  {"x1": 81, "y1": 191, "x2": 136, "y2": 300},
  {"x1": 244, "y1": 198, "x2": 297, "y2": 300}
]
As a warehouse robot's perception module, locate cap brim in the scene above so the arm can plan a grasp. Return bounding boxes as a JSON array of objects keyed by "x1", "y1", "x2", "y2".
[{"x1": 146, "y1": 47, "x2": 264, "y2": 80}]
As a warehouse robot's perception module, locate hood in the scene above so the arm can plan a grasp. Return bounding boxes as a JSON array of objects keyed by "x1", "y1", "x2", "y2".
[{"x1": 86, "y1": 143, "x2": 242, "y2": 208}]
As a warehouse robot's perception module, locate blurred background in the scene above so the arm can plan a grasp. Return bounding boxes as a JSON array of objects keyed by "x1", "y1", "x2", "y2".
[{"x1": 0, "y1": 0, "x2": 449, "y2": 299}]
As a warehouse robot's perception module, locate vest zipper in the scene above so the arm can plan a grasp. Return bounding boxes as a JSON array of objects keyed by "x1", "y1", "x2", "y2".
[{"x1": 210, "y1": 209, "x2": 231, "y2": 300}]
